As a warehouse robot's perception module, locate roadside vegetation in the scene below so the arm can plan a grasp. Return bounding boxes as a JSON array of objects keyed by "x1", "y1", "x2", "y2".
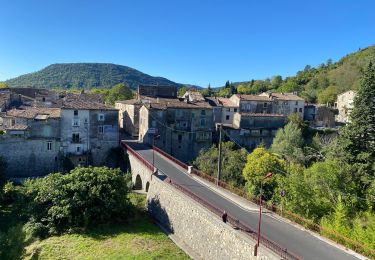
[
  {"x1": 193, "y1": 62, "x2": 375, "y2": 257},
  {"x1": 0, "y1": 167, "x2": 188, "y2": 259}
]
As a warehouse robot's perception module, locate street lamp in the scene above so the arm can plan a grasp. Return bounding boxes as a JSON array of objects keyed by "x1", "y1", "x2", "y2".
[{"x1": 254, "y1": 171, "x2": 273, "y2": 256}]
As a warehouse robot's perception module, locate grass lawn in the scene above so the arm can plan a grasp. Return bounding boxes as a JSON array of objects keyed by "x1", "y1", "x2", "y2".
[{"x1": 1, "y1": 193, "x2": 189, "y2": 260}]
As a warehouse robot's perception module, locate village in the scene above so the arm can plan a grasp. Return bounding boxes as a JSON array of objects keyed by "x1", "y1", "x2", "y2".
[{"x1": 0, "y1": 85, "x2": 355, "y2": 178}]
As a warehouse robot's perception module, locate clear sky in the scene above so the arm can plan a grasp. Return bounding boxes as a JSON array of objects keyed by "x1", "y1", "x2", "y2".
[{"x1": 0, "y1": 0, "x2": 374, "y2": 87}]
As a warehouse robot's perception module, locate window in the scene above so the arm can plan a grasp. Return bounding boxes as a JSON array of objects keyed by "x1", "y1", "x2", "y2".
[
  {"x1": 295, "y1": 101, "x2": 298, "y2": 105},
  {"x1": 74, "y1": 110, "x2": 78, "y2": 116},
  {"x1": 76, "y1": 146, "x2": 81, "y2": 153},
  {"x1": 178, "y1": 134, "x2": 182, "y2": 143},
  {"x1": 226, "y1": 115, "x2": 230, "y2": 120},
  {"x1": 42, "y1": 97, "x2": 46, "y2": 102},
  {"x1": 299, "y1": 108, "x2": 303, "y2": 113},
  {"x1": 98, "y1": 113, "x2": 105, "y2": 121},
  {"x1": 259, "y1": 137, "x2": 263, "y2": 143},
  {"x1": 234, "y1": 108, "x2": 238, "y2": 112},
  {"x1": 72, "y1": 133, "x2": 80, "y2": 143},
  {"x1": 201, "y1": 110, "x2": 206, "y2": 116},
  {"x1": 200, "y1": 118, "x2": 206, "y2": 126},
  {"x1": 260, "y1": 129, "x2": 263, "y2": 135},
  {"x1": 47, "y1": 141, "x2": 52, "y2": 151},
  {"x1": 294, "y1": 108, "x2": 297, "y2": 113},
  {"x1": 226, "y1": 108, "x2": 231, "y2": 112},
  {"x1": 72, "y1": 118, "x2": 80, "y2": 127},
  {"x1": 11, "y1": 119, "x2": 15, "y2": 126},
  {"x1": 98, "y1": 125, "x2": 104, "y2": 134},
  {"x1": 263, "y1": 103, "x2": 268, "y2": 108}
]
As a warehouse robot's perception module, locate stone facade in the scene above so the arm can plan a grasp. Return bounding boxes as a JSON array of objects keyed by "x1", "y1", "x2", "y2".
[
  {"x1": 146, "y1": 175, "x2": 278, "y2": 260},
  {"x1": 228, "y1": 113, "x2": 287, "y2": 149},
  {"x1": 60, "y1": 107, "x2": 119, "y2": 167},
  {"x1": 139, "y1": 102, "x2": 213, "y2": 163},
  {"x1": 335, "y1": 90, "x2": 356, "y2": 123},
  {"x1": 115, "y1": 100, "x2": 141, "y2": 137}
]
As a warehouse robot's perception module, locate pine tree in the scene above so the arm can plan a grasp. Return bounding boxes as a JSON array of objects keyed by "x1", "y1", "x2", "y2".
[{"x1": 338, "y1": 61, "x2": 375, "y2": 193}]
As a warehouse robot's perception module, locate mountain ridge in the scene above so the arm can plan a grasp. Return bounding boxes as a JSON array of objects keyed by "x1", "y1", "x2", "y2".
[{"x1": 5, "y1": 63, "x2": 184, "y2": 90}]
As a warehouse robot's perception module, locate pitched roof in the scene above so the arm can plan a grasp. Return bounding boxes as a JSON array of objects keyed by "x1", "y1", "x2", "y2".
[
  {"x1": 61, "y1": 100, "x2": 117, "y2": 110},
  {"x1": 260, "y1": 92, "x2": 304, "y2": 101},
  {"x1": 6, "y1": 107, "x2": 61, "y2": 119},
  {"x1": 236, "y1": 94, "x2": 272, "y2": 101},
  {"x1": 205, "y1": 97, "x2": 237, "y2": 107}
]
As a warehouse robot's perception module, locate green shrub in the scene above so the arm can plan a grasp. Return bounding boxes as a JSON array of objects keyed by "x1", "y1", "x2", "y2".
[{"x1": 27, "y1": 167, "x2": 131, "y2": 237}]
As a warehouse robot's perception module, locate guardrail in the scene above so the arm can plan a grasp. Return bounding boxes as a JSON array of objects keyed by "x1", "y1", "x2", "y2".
[{"x1": 152, "y1": 145, "x2": 188, "y2": 170}]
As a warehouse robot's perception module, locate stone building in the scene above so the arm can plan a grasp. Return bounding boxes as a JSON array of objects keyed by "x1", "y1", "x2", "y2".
[
  {"x1": 205, "y1": 97, "x2": 239, "y2": 126},
  {"x1": 229, "y1": 94, "x2": 273, "y2": 113},
  {"x1": 304, "y1": 104, "x2": 338, "y2": 128},
  {"x1": 115, "y1": 100, "x2": 142, "y2": 137},
  {"x1": 224, "y1": 113, "x2": 287, "y2": 149},
  {"x1": 335, "y1": 90, "x2": 356, "y2": 123},
  {"x1": 139, "y1": 98, "x2": 213, "y2": 162},
  {"x1": 137, "y1": 84, "x2": 178, "y2": 99},
  {"x1": 60, "y1": 100, "x2": 119, "y2": 167},
  {"x1": 0, "y1": 107, "x2": 61, "y2": 177},
  {"x1": 259, "y1": 92, "x2": 305, "y2": 118}
]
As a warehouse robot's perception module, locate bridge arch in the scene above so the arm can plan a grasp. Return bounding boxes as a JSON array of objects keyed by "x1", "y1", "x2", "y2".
[{"x1": 134, "y1": 174, "x2": 143, "y2": 190}]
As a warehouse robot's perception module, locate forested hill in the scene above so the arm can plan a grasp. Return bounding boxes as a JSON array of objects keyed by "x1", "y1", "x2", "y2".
[
  {"x1": 218, "y1": 44, "x2": 375, "y2": 104},
  {"x1": 5, "y1": 63, "x2": 182, "y2": 90}
]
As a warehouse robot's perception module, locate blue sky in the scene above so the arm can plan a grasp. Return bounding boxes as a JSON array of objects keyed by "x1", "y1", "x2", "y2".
[{"x1": 0, "y1": 0, "x2": 374, "y2": 87}]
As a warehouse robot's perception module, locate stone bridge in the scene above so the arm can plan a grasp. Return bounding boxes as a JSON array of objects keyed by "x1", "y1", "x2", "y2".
[{"x1": 121, "y1": 141, "x2": 358, "y2": 260}]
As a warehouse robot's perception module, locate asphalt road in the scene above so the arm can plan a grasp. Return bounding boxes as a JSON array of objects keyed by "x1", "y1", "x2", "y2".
[{"x1": 127, "y1": 142, "x2": 359, "y2": 260}]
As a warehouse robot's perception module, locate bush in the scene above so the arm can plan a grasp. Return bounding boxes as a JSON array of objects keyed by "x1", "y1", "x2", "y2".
[{"x1": 27, "y1": 167, "x2": 131, "y2": 237}]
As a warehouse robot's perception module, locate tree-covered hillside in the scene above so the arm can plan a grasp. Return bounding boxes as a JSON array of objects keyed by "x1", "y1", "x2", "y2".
[
  {"x1": 216, "y1": 44, "x2": 375, "y2": 104},
  {"x1": 5, "y1": 63, "x2": 181, "y2": 90}
]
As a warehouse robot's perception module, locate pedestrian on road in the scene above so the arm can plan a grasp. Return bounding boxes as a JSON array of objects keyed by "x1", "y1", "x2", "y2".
[{"x1": 222, "y1": 211, "x2": 228, "y2": 223}]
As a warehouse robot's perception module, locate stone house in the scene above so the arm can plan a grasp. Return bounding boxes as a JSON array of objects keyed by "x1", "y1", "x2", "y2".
[
  {"x1": 137, "y1": 84, "x2": 178, "y2": 99},
  {"x1": 0, "y1": 107, "x2": 61, "y2": 177},
  {"x1": 115, "y1": 100, "x2": 142, "y2": 137},
  {"x1": 304, "y1": 104, "x2": 338, "y2": 128},
  {"x1": 225, "y1": 113, "x2": 287, "y2": 149},
  {"x1": 205, "y1": 97, "x2": 239, "y2": 126},
  {"x1": 259, "y1": 92, "x2": 305, "y2": 118},
  {"x1": 60, "y1": 100, "x2": 119, "y2": 167},
  {"x1": 139, "y1": 98, "x2": 213, "y2": 162},
  {"x1": 334, "y1": 90, "x2": 356, "y2": 123},
  {"x1": 229, "y1": 94, "x2": 273, "y2": 113}
]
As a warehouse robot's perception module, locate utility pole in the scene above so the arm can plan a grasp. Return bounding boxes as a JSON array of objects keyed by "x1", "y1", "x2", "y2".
[{"x1": 217, "y1": 124, "x2": 222, "y2": 186}]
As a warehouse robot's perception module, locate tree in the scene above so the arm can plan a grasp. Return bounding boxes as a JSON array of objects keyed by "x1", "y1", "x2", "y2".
[
  {"x1": 0, "y1": 82, "x2": 8, "y2": 89},
  {"x1": 106, "y1": 83, "x2": 134, "y2": 104},
  {"x1": 271, "y1": 122, "x2": 305, "y2": 164},
  {"x1": 317, "y1": 85, "x2": 339, "y2": 105},
  {"x1": 271, "y1": 75, "x2": 283, "y2": 89},
  {"x1": 242, "y1": 147, "x2": 286, "y2": 200},
  {"x1": 337, "y1": 62, "x2": 375, "y2": 196},
  {"x1": 0, "y1": 157, "x2": 7, "y2": 186},
  {"x1": 194, "y1": 142, "x2": 247, "y2": 186},
  {"x1": 178, "y1": 86, "x2": 189, "y2": 97},
  {"x1": 201, "y1": 84, "x2": 213, "y2": 97}
]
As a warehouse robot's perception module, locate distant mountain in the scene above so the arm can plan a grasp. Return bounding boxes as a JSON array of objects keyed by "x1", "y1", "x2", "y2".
[{"x1": 5, "y1": 63, "x2": 183, "y2": 90}]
